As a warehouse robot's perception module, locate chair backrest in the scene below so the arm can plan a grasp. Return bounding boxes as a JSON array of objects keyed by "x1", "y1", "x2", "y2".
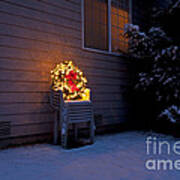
[
  {"x1": 50, "y1": 88, "x2": 92, "y2": 110},
  {"x1": 50, "y1": 89, "x2": 64, "y2": 110},
  {"x1": 65, "y1": 101, "x2": 93, "y2": 123}
]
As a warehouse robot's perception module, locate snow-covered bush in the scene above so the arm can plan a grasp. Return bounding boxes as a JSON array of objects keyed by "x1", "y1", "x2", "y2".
[
  {"x1": 137, "y1": 45, "x2": 180, "y2": 103},
  {"x1": 124, "y1": 25, "x2": 171, "y2": 58},
  {"x1": 159, "y1": 105, "x2": 180, "y2": 123},
  {"x1": 124, "y1": 0, "x2": 180, "y2": 123}
]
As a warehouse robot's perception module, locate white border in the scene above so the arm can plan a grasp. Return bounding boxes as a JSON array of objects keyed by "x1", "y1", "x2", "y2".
[
  {"x1": 108, "y1": 0, "x2": 112, "y2": 52},
  {"x1": 81, "y1": 0, "x2": 132, "y2": 56}
]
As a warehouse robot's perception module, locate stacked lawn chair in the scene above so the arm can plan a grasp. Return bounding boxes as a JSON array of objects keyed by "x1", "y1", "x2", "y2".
[{"x1": 50, "y1": 89, "x2": 95, "y2": 148}]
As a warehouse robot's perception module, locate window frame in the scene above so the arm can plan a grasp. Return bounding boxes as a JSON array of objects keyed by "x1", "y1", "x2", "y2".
[{"x1": 81, "y1": 0, "x2": 132, "y2": 56}]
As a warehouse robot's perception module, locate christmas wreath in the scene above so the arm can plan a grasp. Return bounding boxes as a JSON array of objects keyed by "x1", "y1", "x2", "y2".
[{"x1": 51, "y1": 61, "x2": 89, "y2": 101}]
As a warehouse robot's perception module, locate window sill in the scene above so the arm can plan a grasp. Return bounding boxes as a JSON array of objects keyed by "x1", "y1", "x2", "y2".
[{"x1": 82, "y1": 46, "x2": 127, "y2": 57}]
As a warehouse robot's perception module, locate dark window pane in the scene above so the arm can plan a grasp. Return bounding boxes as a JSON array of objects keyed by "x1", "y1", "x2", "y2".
[
  {"x1": 84, "y1": 0, "x2": 108, "y2": 51},
  {"x1": 111, "y1": 0, "x2": 129, "y2": 53}
]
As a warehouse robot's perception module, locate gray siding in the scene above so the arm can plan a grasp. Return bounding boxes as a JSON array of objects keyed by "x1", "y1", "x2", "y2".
[{"x1": 0, "y1": 0, "x2": 130, "y2": 144}]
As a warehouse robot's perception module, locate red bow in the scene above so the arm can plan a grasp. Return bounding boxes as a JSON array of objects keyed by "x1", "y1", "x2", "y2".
[{"x1": 65, "y1": 70, "x2": 79, "y2": 92}]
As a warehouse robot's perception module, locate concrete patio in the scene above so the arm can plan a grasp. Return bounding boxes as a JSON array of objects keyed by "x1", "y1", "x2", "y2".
[{"x1": 0, "y1": 131, "x2": 179, "y2": 180}]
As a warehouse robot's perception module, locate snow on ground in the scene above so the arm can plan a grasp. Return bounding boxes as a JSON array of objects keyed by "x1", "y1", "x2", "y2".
[{"x1": 0, "y1": 131, "x2": 180, "y2": 180}]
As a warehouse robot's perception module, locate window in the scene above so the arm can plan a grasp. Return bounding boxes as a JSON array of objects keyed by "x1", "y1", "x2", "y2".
[{"x1": 82, "y1": 0, "x2": 131, "y2": 54}]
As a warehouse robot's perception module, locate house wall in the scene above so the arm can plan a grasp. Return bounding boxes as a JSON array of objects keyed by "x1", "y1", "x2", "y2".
[{"x1": 0, "y1": 0, "x2": 132, "y2": 146}]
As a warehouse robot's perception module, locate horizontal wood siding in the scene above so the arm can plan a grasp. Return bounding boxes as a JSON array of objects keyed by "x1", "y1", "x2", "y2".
[{"x1": 0, "y1": 0, "x2": 131, "y2": 144}]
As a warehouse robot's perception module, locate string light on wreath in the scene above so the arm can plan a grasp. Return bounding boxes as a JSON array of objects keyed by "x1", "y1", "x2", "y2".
[{"x1": 51, "y1": 61, "x2": 90, "y2": 101}]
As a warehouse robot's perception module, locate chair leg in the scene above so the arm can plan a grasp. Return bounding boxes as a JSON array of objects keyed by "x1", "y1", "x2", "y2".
[
  {"x1": 74, "y1": 124, "x2": 78, "y2": 142},
  {"x1": 53, "y1": 111, "x2": 59, "y2": 145},
  {"x1": 64, "y1": 124, "x2": 68, "y2": 148},
  {"x1": 61, "y1": 122, "x2": 68, "y2": 149},
  {"x1": 90, "y1": 120, "x2": 95, "y2": 143}
]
